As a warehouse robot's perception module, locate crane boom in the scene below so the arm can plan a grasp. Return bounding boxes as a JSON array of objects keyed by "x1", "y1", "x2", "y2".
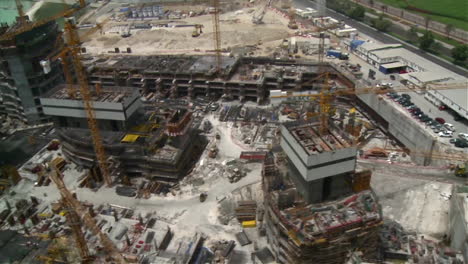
[
  {"x1": 211, "y1": 0, "x2": 222, "y2": 72},
  {"x1": 49, "y1": 163, "x2": 125, "y2": 263},
  {"x1": 0, "y1": 1, "x2": 85, "y2": 42},
  {"x1": 61, "y1": 199, "x2": 91, "y2": 261}
]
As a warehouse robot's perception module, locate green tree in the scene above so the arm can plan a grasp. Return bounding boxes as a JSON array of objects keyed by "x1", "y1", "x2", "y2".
[
  {"x1": 419, "y1": 31, "x2": 434, "y2": 51},
  {"x1": 430, "y1": 42, "x2": 443, "y2": 54},
  {"x1": 406, "y1": 25, "x2": 419, "y2": 43},
  {"x1": 371, "y1": 15, "x2": 392, "y2": 32},
  {"x1": 348, "y1": 6, "x2": 366, "y2": 20},
  {"x1": 451, "y1": 45, "x2": 468, "y2": 65}
]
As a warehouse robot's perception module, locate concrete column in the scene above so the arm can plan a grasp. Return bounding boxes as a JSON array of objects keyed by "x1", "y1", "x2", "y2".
[
  {"x1": 187, "y1": 80, "x2": 194, "y2": 99},
  {"x1": 256, "y1": 83, "x2": 264, "y2": 104},
  {"x1": 170, "y1": 79, "x2": 177, "y2": 99},
  {"x1": 141, "y1": 78, "x2": 149, "y2": 94},
  {"x1": 155, "y1": 78, "x2": 162, "y2": 95},
  {"x1": 239, "y1": 83, "x2": 246, "y2": 102},
  {"x1": 205, "y1": 81, "x2": 210, "y2": 97},
  {"x1": 277, "y1": 77, "x2": 284, "y2": 91},
  {"x1": 222, "y1": 82, "x2": 230, "y2": 100}
]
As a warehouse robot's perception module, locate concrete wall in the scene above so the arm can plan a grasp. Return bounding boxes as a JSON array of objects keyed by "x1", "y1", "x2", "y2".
[
  {"x1": 357, "y1": 93, "x2": 438, "y2": 166},
  {"x1": 449, "y1": 192, "x2": 468, "y2": 262},
  {"x1": 40, "y1": 94, "x2": 142, "y2": 121}
]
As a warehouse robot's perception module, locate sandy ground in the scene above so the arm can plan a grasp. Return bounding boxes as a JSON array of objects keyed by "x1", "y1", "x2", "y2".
[
  {"x1": 82, "y1": 7, "x2": 294, "y2": 56},
  {"x1": 370, "y1": 166, "x2": 452, "y2": 238}
]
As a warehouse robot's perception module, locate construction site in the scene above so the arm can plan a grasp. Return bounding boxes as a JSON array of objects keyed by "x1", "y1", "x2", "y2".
[{"x1": 0, "y1": 0, "x2": 467, "y2": 263}]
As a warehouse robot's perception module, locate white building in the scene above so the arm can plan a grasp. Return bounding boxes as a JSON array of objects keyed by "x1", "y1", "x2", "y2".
[
  {"x1": 334, "y1": 25, "x2": 357, "y2": 37},
  {"x1": 425, "y1": 82, "x2": 468, "y2": 120}
]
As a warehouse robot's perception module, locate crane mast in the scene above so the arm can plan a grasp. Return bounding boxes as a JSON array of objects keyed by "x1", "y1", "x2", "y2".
[
  {"x1": 49, "y1": 163, "x2": 125, "y2": 263},
  {"x1": 63, "y1": 20, "x2": 112, "y2": 186},
  {"x1": 211, "y1": 0, "x2": 222, "y2": 72}
]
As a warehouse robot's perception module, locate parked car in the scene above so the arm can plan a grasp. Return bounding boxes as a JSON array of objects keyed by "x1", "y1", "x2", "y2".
[
  {"x1": 435, "y1": 117, "x2": 445, "y2": 124},
  {"x1": 459, "y1": 133, "x2": 468, "y2": 140},
  {"x1": 409, "y1": 107, "x2": 420, "y2": 113},
  {"x1": 377, "y1": 82, "x2": 393, "y2": 88},
  {"x1": 438, "y1": 131, "x2": 453, "y2": 137},
  {"x1": 397, "y1": 98, "x2": 407, "y2": 104},
  {"x1": 450, "y1": 138, "x2": 467, "y2": 146},
  {"x1": 444, "y1": 123, "x2": 455, "y2": 131},
  {"x1": 425, "y1": 119, "x2": 435, "y2": 125},
  {"x1": 417, "y1": 114, "x2": 428, "y2": 120},
  {"x1": 402, "y1": 101, "x2": 414, "y2": 107},
  {"x1": 420, "y1": 116, "x2": 431, "y2": 122},
  {"x1": 401, "y1": 94, "x2": 411, "y2": 100},
  {"x1": 455, "y1": 139, "x2": 468, "y2": 148},
  {"x1": 438, "y1": 105, "x2": 447, "y2": 110}
]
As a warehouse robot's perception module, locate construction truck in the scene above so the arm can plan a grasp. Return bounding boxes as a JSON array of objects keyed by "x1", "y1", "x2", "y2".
[
  {"x1": 363, "y1": 148, "x2": 388, "y2": 159},
  {"x1": 454, "y1": 164, "x2": 467, "y2": 177},
  {"x1": 192, "y1": 24, "x2": 203, "y2": 37},
  {"x1": 287, "y1": 8, "x2": 298, "y2": 29}
]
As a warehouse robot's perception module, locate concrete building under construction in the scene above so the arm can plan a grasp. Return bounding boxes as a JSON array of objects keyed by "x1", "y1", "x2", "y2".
[
  {"x1": 40, "y1": 84, "x2": 206, "y2": 182},
  {"x1": 262, "y1": 121, "x2": 382, "y2": 264},
  {"x1": 0, "y1": 19, "x2": 64, "y2": 124},
  {"x1": 83, "y1": 55, "x2": 355, "y2": 103}
]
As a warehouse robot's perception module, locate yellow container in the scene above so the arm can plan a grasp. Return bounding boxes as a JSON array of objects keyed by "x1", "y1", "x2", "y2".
[{"x1": 242, "y1": 220, "x2": 257, "y2": 228}]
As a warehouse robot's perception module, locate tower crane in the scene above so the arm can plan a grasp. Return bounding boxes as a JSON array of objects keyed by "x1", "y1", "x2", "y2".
[
  {"x1": 49, "y1": 162, "x2": 125, "y2": 263},
  {"x1": 61, "y1": 198, "x2": 92, "y2": 262},
  {"x1": 44, "y1": 18, "x2": 109, "y2": 98},
  {"x1": 47, "y1": 18, "x2": 112, "y2": 186},
  {"x1": 0, "y1": 0, "x2": 86, "y2": 42}
]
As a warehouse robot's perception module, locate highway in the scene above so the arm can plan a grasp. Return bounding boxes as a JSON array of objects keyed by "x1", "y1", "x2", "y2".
[{"x1": 293, "y1": 0, "x2": 468, "y2": 77}]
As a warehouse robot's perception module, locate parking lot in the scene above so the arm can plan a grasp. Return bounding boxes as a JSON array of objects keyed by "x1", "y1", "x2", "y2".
[{"x1": 384, "y1": 91, "x2": 468, "y2": 150}]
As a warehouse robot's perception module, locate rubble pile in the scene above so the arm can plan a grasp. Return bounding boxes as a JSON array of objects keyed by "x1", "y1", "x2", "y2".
[
  {"x1": 210, "y1": 239, "x2": 236, "y2": 263},
  {"x1": 380, "y1": 220, "x2": 464, "y2": 263}
]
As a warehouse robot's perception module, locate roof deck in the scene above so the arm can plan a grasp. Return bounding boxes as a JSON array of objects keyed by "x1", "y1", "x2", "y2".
[
  {"x1": 45, "y1": 84, "x2": 135, "y2": 103},
  {"x1": 286, "y1": 122, "x2": 351, "y2": 155}
]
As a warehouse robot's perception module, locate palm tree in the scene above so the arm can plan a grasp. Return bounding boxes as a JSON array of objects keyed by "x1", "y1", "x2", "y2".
[
  {"x1": 424, "y1": 16, "x2": 431, "y2": 30},
  {"x1": 445, "y1": 24, "x2": 454, "y2": 39}
]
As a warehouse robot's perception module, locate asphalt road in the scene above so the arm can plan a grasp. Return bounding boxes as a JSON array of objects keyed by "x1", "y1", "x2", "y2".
[{"x1": 293, "y1": 0, "x2": 468, "y2": 77}]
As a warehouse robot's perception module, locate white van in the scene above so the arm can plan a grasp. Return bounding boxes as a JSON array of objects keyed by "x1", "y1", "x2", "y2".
[{"x1": 444, "y1": 123, "x2": 455, "y2": 131}]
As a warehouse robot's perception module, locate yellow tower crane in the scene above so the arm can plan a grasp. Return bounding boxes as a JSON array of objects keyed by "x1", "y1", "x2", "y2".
[
  {"x1": 49, "y1": 162, "x2": 125, "y2": 263},
  {"x1": 58, "y1": 18, "x2": 112, "y2": 186},
  {"x1": 211, "y1": 0, "x2": 222, "y2": 72},
  {"x1": 0, "y1": 0, "x2": 85, "y2": 42}
]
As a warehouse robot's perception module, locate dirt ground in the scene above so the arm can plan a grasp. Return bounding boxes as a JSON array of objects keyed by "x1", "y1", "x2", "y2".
[{"x1": 82, "y1": 4, "x2": 296, "y2": 56}]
